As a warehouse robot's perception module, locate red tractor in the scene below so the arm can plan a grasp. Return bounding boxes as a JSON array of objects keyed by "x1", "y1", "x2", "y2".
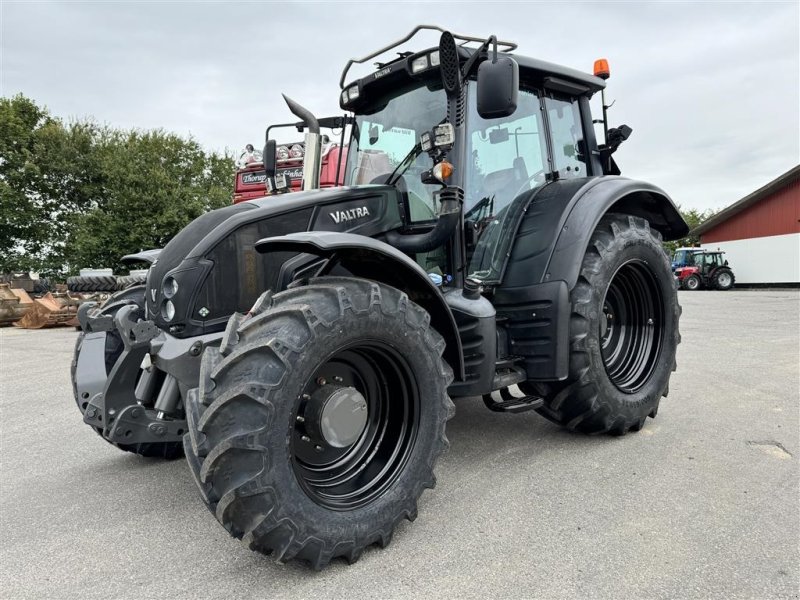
[{"x1": 674, "y1": 250, "x2": 735, "y2": 290}]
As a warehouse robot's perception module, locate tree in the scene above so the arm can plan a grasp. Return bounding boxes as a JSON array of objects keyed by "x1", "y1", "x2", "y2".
[
  {"x1": 0, "y1": 95, "x2": 234, "y2": 277},
  {"x1": 65, "y1": 129, "x2": 233, "y2": 273},
  {"x1": 662, "y1": 206, "x2": 717, "y2": 256},
  {"x1": 0, "y1": 95, "x2": 102, "y2": 274}
]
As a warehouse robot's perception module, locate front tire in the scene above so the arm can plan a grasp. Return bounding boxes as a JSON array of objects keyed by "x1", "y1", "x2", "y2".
[
  {"x1": 532, "y1": 214, "x2": 680, "y2": 435},
  {"x1": 184, "y1": 277, "x2": 454, "y2": 568},
  {"x1": 683, "y1": 274, "x2": 701, "y2": 290}
]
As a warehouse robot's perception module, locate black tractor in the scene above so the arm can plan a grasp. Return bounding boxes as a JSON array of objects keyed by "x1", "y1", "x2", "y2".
[{"x1": 71, "y1": 26, "x2": 688, "y2": 568}]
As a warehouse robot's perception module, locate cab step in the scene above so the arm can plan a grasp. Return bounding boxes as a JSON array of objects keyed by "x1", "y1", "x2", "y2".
[{"x1": 482, "y1": 385, "x2": 544, "y2": 414}]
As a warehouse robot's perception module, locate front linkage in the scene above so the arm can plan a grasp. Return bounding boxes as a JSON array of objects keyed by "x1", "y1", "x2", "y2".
[{"x1": 73, "y1": 289, "x2": 220, "y2": 458}]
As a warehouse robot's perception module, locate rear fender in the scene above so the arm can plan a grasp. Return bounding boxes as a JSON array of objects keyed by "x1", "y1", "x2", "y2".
[
  {"x1": 256, "y1": 232, "x2": 464, "y2": 380},
  {"x1": 495, "y1": 176, "x2": 688, "y2": 382},
  {"x1": 501, "y1": 177, "x2": 688, "y2": 292},
  {"x1": 543, "y1": 177, "x2": 688, "y2": 288}
]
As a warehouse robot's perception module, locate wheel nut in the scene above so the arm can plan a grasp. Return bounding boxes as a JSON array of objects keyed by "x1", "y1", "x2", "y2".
[
  {"x1": 316, "y1": 377, "x2": 327, "y2": 386},
  {"x1": 314, "y1": 445, "x2": 324, "y2": 453},
  {"x1": 647, "y1": 318, "x2": 654, "y2": 325},
  {"x1": 301, "y1": 435, "x2": 311, "y2": 443},
  {"x1": 296, "y1": 415, "x2": 305, "y2": 423},
  {"x1": 333, "y1": 376, "x2": 343, "y2": 383}
]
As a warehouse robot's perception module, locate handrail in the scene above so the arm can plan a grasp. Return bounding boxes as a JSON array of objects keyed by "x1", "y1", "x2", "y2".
[{"x1": 339, "y1": 24, "x2": 517, "y2": 88}]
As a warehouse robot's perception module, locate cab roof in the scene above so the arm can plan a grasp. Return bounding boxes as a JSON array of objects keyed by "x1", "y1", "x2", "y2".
[{"x1": 342, "y1": 45, "x2": 605, "y2": 116}]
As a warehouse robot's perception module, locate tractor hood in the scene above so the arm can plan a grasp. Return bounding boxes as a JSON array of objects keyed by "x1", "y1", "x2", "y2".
[{"x1": 146, "y1": 185, "x2": 404, "y2": 337}]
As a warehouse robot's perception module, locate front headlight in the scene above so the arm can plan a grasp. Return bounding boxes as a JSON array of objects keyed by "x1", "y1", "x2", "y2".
[
  {"x1": 162, "y1": 276, "x2": 178, "y2": 299},
  {"x1": 162, "y1": 300, "x2": 176, "y2": 322}
]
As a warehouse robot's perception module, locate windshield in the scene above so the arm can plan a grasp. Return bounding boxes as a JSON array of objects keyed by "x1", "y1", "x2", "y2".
[{"x1": 345, "y1": 84, "x2": 446, "y2": 222}]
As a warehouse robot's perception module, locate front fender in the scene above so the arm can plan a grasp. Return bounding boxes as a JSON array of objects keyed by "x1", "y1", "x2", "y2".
[
  {"x1": 255, "y1": 231, "x2": 464, "y2": 380},
  {"x1": 121, "y1": 248, "x2": 162, "y2": 265}
]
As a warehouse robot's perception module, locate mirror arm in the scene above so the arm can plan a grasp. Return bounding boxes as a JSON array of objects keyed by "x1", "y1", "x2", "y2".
[{"x1": 460, "y1": 35, "x2": 499, "y2": 82}]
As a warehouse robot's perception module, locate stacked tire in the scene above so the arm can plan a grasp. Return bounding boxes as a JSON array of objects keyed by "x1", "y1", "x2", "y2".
[{"x1": 67, "y1": 272, "x2": 147, "y2": 293}]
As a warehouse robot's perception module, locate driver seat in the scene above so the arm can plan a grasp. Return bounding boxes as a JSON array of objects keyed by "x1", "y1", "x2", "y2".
[{"x1": 481, "y1": 157, "x2": 530, "y2": 212}]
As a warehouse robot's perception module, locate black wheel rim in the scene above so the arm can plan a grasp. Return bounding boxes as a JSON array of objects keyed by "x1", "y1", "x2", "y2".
[
  {"x1": 599, "y1": 260, "x2": 665, "y2": 393},
  {"x1": 291, "y1": 342, "x2": 419, "y2": 510}
]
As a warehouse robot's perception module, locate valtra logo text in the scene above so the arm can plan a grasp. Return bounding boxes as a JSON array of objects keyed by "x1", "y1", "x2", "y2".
[{"x1": 329, "y1": 207, "x2": 371, "y2": 224}]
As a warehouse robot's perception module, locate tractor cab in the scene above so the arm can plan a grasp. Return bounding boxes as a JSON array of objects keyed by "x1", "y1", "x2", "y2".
[
  {"x1": 672, "y1": 247, "x2": 699, "y2": 270},
  {"x1": 697, "y1": 251, "x2": 728, "y2": 270},
  {"x1": 337, "y1": 31, "x2": 610, "y2": 284}
]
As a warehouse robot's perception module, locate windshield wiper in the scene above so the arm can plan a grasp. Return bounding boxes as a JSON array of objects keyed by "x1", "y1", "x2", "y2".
[{"x1": 386, "y1": 142, "x2": 423, "y2": 186}]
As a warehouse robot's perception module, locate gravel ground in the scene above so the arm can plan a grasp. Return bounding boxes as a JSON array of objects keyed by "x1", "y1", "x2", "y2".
[{"x1": 1, "y1": 290, "x2": 798, "y2": 599}]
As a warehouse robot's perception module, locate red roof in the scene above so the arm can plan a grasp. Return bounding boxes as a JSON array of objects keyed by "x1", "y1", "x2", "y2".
[{"x1": 691, "y1": 165, "x2": 800, "y2": 242}]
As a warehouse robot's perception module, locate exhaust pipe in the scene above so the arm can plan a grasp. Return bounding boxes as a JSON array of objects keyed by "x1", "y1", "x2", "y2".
[{"x1": 282, "y1": 95, "x2": 321, "y2": 191}]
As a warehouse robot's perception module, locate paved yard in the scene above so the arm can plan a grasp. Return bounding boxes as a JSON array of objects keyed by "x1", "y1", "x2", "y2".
[{"x1": 0, "y1": 291, "x2": 798, "y2": 599}]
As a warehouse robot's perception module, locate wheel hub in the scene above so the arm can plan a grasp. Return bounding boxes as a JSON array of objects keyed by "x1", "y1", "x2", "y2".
[
  {"x1": 291, "y1": 344, "x2": 420, "y2": 510},
  {"x1": 599, "y1": 260, "x2": 665, "y2": 393},
  {"x1": 304, "y1": 384, "x2": 368, "y2": 448}
]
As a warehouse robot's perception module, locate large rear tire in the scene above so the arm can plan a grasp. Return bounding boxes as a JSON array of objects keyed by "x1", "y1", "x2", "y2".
[
  {"x1": 530, "y1": 214, "x2": 680, "y2": 435},
  {"x1": 71, "y1": 286, "x2": 183, "y2": 459},
  {"x1": 184, "y1": 277, "x2": 454, "y2": 568},
  {"x1": 713, "y1": 268, "x2": 735, "y2": 290}
]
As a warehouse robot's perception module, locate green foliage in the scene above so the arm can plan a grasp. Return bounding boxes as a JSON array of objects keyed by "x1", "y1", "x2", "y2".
[
  {"x1": 662, "y1": 207, "x2": 717, "y2": 256},
  {"x1": 0, "y1": 94, "x2": 233, "y2": 277}
]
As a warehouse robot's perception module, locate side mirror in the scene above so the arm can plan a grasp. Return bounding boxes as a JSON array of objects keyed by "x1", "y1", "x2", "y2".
[
  {"x1": 263, "y1": 139, "x2": 277, "y2": 178},
  {"x1": 477, "y1": 57, "x2": 519, "y2": 119}
]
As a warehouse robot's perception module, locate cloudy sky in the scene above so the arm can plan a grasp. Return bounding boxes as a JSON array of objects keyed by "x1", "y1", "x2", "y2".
[{"x1": 2, "y1": 1, "x2": 798, "y2": 212}]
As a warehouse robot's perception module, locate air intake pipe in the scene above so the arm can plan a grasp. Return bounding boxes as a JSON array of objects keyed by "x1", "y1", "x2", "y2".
[
  {"x1": 282, "y1": 94, "x2": 321, "y2": 191},
  {"x1": 385, "y1": 32, "x2": 466, "y2": 255},
  {"x1": 384, "y1": 187, "x2": 463, "y2": 254}
]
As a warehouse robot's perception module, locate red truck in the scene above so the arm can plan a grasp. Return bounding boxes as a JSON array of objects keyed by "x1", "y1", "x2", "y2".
[{"x1": 233, "y1": 141, "x2": 347, "y2": 203}]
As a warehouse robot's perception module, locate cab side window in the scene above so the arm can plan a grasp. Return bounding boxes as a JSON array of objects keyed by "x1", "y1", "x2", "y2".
[
  {"x1": 545, "y1": 96, "x2": 586, "y2": 179},
  {"x1": 465, "y1": 86, "x2": 549, "y2": 282}
]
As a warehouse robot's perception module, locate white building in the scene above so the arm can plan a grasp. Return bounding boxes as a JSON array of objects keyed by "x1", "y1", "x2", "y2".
[{"x1": 692, "y1": 165, "x2": 799, "y2": 285}]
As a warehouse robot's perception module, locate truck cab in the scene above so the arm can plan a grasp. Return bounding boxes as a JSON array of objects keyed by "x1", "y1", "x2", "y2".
[{"x1": 233, "y1": 141, "x2": 347, "y2": 203}]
